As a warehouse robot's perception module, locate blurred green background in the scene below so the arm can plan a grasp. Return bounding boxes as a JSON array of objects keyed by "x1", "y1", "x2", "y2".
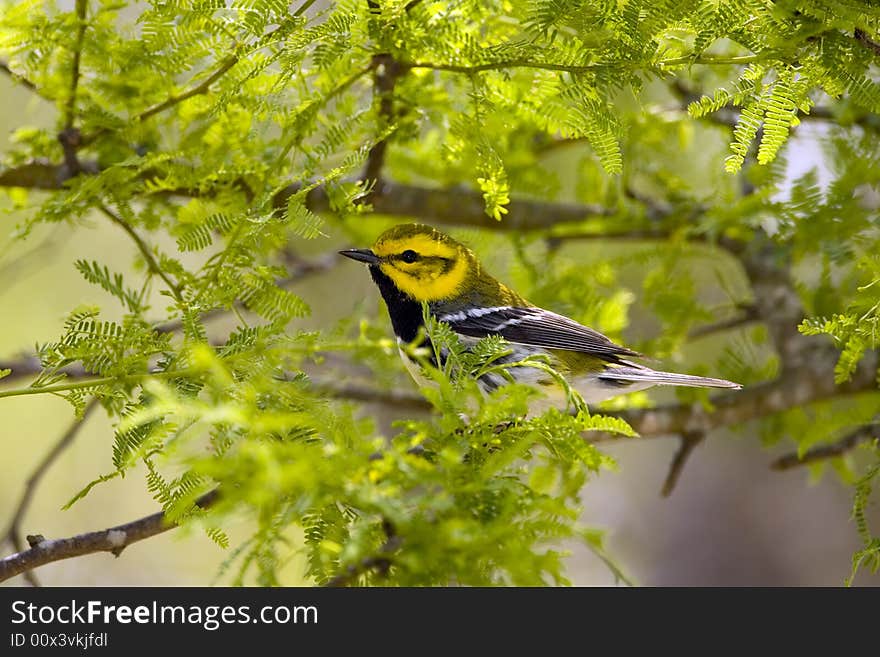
[{"x1": 0, "y1": 72, "x2": 874, "y2": 587}]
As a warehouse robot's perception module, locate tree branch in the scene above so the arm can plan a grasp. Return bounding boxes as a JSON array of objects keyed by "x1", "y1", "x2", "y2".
[
  {"x1": 661, "y1": 431, "x2": 704, "y2": 497},
  {"x1": 771, "y1": 422, "x2": 879, "y2": 470},
  {"x1": 76, "y1": 13, "x2": 321, "y2": 150},
  {"x1": 0, "y1": 159, "x2": 75, "y2": 189},
  {"x1": 309, "y1": 182, "x2": 613, "y2": 230},
  {"x1": 0, "y1": 490, "x2": 218, "y2": 583},
  {"x1": 324, "y1": 553, "x2": 395, "y2": 587},
  {"x1": 293, "y1": 0, "x2": 319, "y2": 17},
  {"x1": 361, "y1": 53, "x2": 406, "y2": 191},
  {"x1": 1, "y1": 400, "x2": 98, "y2": 585},
  {"x1": 406, "y1": 60, "x2": 606, "y2": 75},
  {"x1": 739, "y1": 239, "x2": 815, "y2": 371},
  {"x1": 0, "y1": 160, "x2": 612, "y2": 230},
  {"x1": 855, "y1": 28, "x2": 880, "y2": 57},
  {"x1": 320, "y1": 383, "x2": 433, "y2": 412},
  {"x1": 545, "y1": 227, "x2": 744, "y2": 255}
]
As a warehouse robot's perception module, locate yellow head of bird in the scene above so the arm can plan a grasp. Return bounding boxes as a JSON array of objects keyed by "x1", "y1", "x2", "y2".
[{"x1": 339, "y1": 224, "x2": 473, "y2": 301}]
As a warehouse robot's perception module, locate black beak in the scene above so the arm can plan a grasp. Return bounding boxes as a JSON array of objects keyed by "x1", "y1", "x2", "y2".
[{"x1": 339, "y1": 248, "x2": 380, "y2": 265}]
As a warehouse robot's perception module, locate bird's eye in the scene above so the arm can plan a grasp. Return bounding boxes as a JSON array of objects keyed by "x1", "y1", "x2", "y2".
[{"x1": 400, "y1": 249, "x2": 419, "y2": 263}]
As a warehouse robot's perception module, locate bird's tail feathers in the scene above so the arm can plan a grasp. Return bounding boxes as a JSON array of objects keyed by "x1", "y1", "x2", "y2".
[{"x1": 600, "y1": 366, "x2": 741, "y2": 390}]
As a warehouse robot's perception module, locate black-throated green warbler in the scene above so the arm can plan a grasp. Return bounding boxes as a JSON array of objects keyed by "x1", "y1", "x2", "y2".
[{"x1": 340, "y1": 223, "x2": 740, "y2": 409}]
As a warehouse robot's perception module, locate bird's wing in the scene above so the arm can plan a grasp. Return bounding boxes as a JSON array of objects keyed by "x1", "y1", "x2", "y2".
[{"x1": 437, "y1": 306, "x2": 640, "y2": 361}]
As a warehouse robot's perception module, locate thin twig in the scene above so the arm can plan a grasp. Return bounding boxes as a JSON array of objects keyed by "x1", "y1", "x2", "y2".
[
  {"x1": 0, "y1": 232, "x2": 60, "y2": 290},
  {"x1": 1, "y1": 400, "x2": 99, "y2": 585},
  {"x1": 771, "y1": 423, "x2": 878, "y2": 470},
  {"x1": 0, "y1": 368, "x2": 191, "y2": 400},
  {"x1": 293, "y1": 0, "x2": 319, "y2": 17},
  {"x1": 138, "y1": 55, "x2": 238, "y2": 124},
  {"x1": 687, "y1": 305, "x2": 759, "y2": 339},
  {"x1": 405, "y1": 53, "x2": 761, "y2": 75},
  {"x1": 661, "y1": 432, "x2": 704, "y2": 497},
  {"x1": 0, "y1": 60, "x2": 43, "y2": 97},
  {"x1": 325, "y1": 520, "x2": 400, "y2": 587},
  {"x1": 407, "y1": 60, "x2": 608, "y2": 75},
  {"x1": 79, "y1": 55, "x2": 239, "y2": 148},
  {"x1": 97, "y1": 203, "x2": 184, "y2": 303},
  {"x1": 80, "y1": 13, "x2": 346, "y2": 150},
  {"x1": 324, "y1": 553, "x2": 395, "y2": 587},
  {"x1": 0, "y1": 357, "x2": 86, "y2": 385},
  {"x1": 65, "y1": 0, "x2": 89, "y2": 132},
  {"x1": 0, "y1": 251, "x2": 341, "y2": 382},
  {"x1": 154, "y1": 250, "x2": 342, "y2": 334},
  {"x1": 0, "y1": 490, "x2": 219, "y2": 583}
]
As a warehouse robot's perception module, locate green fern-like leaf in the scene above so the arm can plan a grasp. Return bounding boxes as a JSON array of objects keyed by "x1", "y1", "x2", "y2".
[
  {"x1": 757, "y1": 69, "x2": 804, "y2": 165},
  {"x1": 725, "y1": 99, "x2": 764, "y2": 173},
  {"x1": 176, "y1": 213, "x2": 236, "y2": 252}
]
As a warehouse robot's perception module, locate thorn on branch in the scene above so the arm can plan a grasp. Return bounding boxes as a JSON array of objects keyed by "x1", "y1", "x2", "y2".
[{"x1": 26, "y1": 535, "x2": 45, "y2": 548}]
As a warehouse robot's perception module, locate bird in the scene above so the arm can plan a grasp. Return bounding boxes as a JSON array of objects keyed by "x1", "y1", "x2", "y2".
[{"x1": 339, "y1": 223, "x2": 740, "y2": 411}]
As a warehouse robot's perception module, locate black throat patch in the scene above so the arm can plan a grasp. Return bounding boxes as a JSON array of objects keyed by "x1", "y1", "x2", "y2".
[{"x1": 369, "y1": 265, "x2": 423, "y2": 344}]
